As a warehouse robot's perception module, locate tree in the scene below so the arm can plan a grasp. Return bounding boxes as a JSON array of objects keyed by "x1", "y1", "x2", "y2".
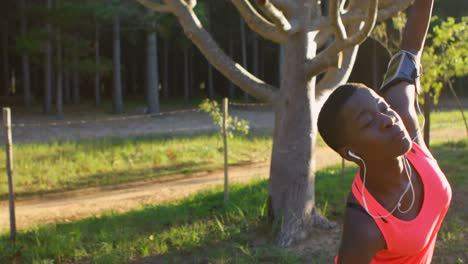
[
  {"x1": 137, "y1": 0, "x2": 413, "y2": 246},
  {"x1": 20, "y1": 0, "x2": 32, "y2": 107},
  {"x1": 146, "y1": 11, "x2": 161, "y2": 113},
  {"x1": 420, "y1": 16, "x2": 468, "y2": 144},
  {"x1": 44, "y1": 0, "x2": 53, "y2": 114}
]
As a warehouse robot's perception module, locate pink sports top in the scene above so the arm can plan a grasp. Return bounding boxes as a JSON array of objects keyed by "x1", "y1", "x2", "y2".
[{"x1": 336, "y1": 143, "x2": 452, "y2": 263}]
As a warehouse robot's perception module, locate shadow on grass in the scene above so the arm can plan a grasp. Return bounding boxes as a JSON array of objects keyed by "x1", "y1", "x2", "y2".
[{"x1": 5, "y1": 161, "x2": 214, "y2": 200}]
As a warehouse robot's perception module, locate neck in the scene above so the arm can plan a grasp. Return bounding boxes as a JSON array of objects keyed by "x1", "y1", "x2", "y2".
[{"x1": 360, "y1": 155, "x2": 408, "y2": 196}]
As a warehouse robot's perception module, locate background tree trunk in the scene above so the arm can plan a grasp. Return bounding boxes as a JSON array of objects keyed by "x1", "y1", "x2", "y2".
[
  {"x1": 64, "y1": 50, "x2": 71, "y2": 104},
  {"x1": 95, "y1": 19, "x2": 101, "y2": 107},
  {"x1": 56, "y1": 27, "x2": 63, "y2": 118},
  {"x1": 2, "y1": 21, "x2": 10, "y2": 98},
  {"x1": 44, "y1": 0, "x2": 53, "y2": 114},
  {"x1": 163, "y1": 39, "x2": 169, "y2": 99},
  {"x1": 20, "y1": 0, "x2": 32, "y2": 107},
  {"x1": 146, "y1": 16, "x2": 160, "y2": 114},
  {"x1": 206, "y1": 1, "x2": 214, "y2": 99},
  {"x1": 72, "y1": 37, "x2": 80, "y2": 104},
  {"x1": 239, "y1": 17, "x2": 248, "y2": 101},
  {"x1": 183, "y1": 47, "x2": 189, "y2": 102},
  {"x1": 112, "y1": 12, "x2": 124, "y2": 114},
  {"x1": 228, "y1": 31, "x2": 235, "y2": 99},
  {"x1": 423, "y1": 91, "x2": 433, "y2": 147}
]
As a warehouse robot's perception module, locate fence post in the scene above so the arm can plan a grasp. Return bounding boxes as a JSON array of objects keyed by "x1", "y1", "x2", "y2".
[
  {"x1": 3, "y1": 108, "x2": 16, "y2": 241},
  {"x1": 222, "y1": 98, "x2": 229, "y2": 202}
]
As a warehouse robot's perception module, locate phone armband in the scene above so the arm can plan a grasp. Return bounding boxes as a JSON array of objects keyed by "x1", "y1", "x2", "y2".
[{"x1": 379, "y1": 50, "x2": 422, "y2": 94}]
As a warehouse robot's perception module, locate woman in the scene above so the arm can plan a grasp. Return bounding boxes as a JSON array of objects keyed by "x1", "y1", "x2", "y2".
[{"x1": 317, "y1": 0, "x2": 452, "y2": 263}]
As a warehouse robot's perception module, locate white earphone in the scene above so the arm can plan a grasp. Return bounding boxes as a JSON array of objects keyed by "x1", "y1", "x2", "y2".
[
  {"x1": 348, "y1": 150, "x2": 361, "y2": 160},
  {"x1": 348, "y1": 149, "x2": 415, "y2": 218}
]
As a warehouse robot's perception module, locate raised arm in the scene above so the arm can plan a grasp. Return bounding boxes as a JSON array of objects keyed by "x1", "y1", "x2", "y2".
[{"x1": 381, "y1": 0, "x2": 434, "y2": 152}]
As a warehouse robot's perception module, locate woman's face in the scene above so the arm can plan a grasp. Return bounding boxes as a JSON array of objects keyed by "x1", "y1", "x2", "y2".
[{"x1": 340, "y1": 88, "x2": 412, "y2": 161}]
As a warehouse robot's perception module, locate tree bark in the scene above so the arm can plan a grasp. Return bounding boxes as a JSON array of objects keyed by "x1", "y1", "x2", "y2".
[
  {"x1": 240, "y1": 17, "x2": 249, "y2": 101},
  {"x1": 56, "y1": 27, "x2": 63, "y2": 118},
  {"x1": 44, "y1": 0, "x2": 53, "y2": 114},
  {"x1": 163, "y1": 39, "x2": 169, "y2": 99},
  {"x1": 206, "y1": 1, "x2": 214, "y2": 99},
  {"x1": 183, "y1": 47, "x2": 189, "y2": 102},
  {"x1": 112, "y1": 12, "x2": 124, "y2": 114},
  {"x1": 20, "y1": 0, "x2": 32, "y2": 107},
  {"x1": 95, "y1": 19, "x2": 101, "y2": 107},
  {"x1": 2, "y1": 21, "x2": 10, "y2": 98},
  {"x1": 270, "y1": 13, "x2": 325, "y2": 246},
  {"x1": 423, "y1": 91, "x2": 432, "y2": 148},
  {"x1": 64, "y1": 49, "x2": 71, "y2": 104},
  {"x1": 72, "y1": 37, "x2": 80, "y2": 104},
  {"x1": 228, "y1": 29, "x2": 235, "y2": 99},
  {"x1": 146, "y1": 16, "x2": 160, "y2": 114}
]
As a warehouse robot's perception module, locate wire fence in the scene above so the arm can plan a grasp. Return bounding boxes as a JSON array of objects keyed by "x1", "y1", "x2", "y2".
[{"x1": 8, "y1": 102, "x2": 272, "y2": 128}]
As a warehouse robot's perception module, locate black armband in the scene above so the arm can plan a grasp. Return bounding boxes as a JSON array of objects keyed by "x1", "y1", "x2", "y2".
[{"x1": 379, "y1": 50, "x2": 422, "y2": 95}]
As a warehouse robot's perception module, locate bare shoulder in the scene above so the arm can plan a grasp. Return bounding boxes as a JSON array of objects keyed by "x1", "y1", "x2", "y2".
[{"x1": 337, "y1": 194, "x2": 386, "y2": 264}]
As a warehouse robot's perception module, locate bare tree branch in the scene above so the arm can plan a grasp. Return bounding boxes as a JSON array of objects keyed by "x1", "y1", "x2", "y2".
[
  {"x1": 316, "y1": 46, "x2": 359, "y2": 97},
  {"x1": 305, "y1": 0, "x2": 379, "y2": 78},
  {"x1": 135, "y1": 0, "x2": 173, "y2": 12},
  {"x1": 313, "y1": 0, "x2": 412, "y2": 32},
  {"x1": 329, "y1": 0, "x2": 347, "y2": 41},
  {"x1": 269, "y1": 0, "x2": 297, "y2": 15},
  {"x1": 231, "y1": 0, "x2": 288, "y2": 43},
  {"x1": 152, "y1": 0, "x2": 277, "y2": 102},
  {"x1": 256, "y1": 0, "x2": 299, "y2": 33}
]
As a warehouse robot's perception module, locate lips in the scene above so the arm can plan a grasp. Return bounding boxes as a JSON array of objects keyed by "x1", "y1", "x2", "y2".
[{"x1": 391, "y1": 128, "x2": 406, "y2": 141}]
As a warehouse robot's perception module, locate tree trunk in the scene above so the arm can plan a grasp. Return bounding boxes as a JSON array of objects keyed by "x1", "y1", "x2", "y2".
[
  {"x1": 239, "y1": 17, "x2": 248, "y2": 101},
  {"x1": 163, "y1": 39, "x2": 169, "y2": 99},
  {"x1": 56, "y1": 27, "x2": 63, "y2": 118},
  {"x1": 44, "y1": 0, "x2": 53, "y2": 114},
  {"x1": 183, "y1": 47, "x2": 189, "y2": 102},
  {"x1": 206, "y1": 1, "x2": 214, "y2": 99},
  {"x1": 423, "y1": 91, "x2": 432, "y2": 148},
  {"x1": 131, "y1": 47, "x2": 138, "y2": 96},
  {"x1": 72, "y1": 37, "x2": 80, "y2": 104},
  {"x1": 269, "y1": 3, "x2": 334, "y2": 246},
  {"x1": 146, "y1": 16, "x2": 160, "y2": 114},
  {"x1": 2, "y1": 21, "x2": 9, "y2": 98},
  {"x1": 228, "y1": 34, "x2": 235, "y2": 99},
  {"x1": 252, "y1": 33, "x2": 259, "y2": 78},
  {"x1": 95, "y1": 19, "x2": 101, "y2": 107},
  {"x1": 207, "y1": 62, "x2": 214, "y2": 99},
  {"x1": 64, "y1": 51, "x2": 71, "y2": 104},
  {"x1": 20, "y1": 0, "x2": 32, "y2": 107},
  {"x1": 112, "y1": 12, "x2": 124, "y2": 114},
  {"x1": 189, "y1": 47, "x2": 194, "y2": 98}
]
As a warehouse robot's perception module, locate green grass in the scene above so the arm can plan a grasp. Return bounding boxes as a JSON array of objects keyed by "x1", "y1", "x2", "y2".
[
  {"x1": 0, "y1": 139, "x2": 465, "y2": 263},
  {"x1": 0, "y1": 133, "x2": 273, "y2": 199},
  {"x1": 423, "y1": 110, "x2": 468, "y2": 130}
]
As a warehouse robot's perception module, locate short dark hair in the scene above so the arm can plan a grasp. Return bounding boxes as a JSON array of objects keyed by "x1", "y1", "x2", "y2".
[{"x1": 317, "y1": 83, "x2": 367, "y2": 152}]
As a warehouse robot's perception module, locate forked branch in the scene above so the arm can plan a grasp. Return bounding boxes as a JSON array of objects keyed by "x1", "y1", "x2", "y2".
[
  {"x1": 305, "y1": 0, "x2": 379, "y2": 78},
  {"x1": 231, "y1": 0, "x2": 288, "y2": 43}
]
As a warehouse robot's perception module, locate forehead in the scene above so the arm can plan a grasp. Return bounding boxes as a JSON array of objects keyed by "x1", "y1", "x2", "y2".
[{"x1": 343, "y1": 88, "x2": 381, "y2": 111}]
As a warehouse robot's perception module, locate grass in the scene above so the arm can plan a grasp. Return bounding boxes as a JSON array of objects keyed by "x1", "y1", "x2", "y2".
[
  {"x1": 0, "y1": 110, "x2": 465, "y2": 199},
  {"x1": 0, "y1": 139, "x2": 465, "y2": 263},
  {"x1": 0, "y1": 133, "x2": 274, "y2": 199}
]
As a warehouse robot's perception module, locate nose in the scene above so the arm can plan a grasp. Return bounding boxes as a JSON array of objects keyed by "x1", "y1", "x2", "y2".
[{"x1": 381, "y1": 113, "x2": 397, "y2": 129}]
